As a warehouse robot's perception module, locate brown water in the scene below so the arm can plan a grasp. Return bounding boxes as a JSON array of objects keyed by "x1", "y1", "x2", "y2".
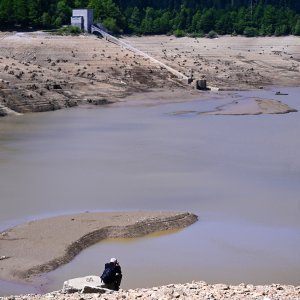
[{"x1": 0, "y1": 87, "x2": 299, "y2": 295}]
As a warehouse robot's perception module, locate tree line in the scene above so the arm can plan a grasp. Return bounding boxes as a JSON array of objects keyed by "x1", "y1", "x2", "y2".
[{"x1": 0, "y1": 0, "x2": 300, "y2": 36}]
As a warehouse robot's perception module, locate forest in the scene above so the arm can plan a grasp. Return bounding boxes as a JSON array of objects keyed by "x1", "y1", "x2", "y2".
[{"x1": 0, "y1": 0, "x2": 300, "y2": 36}]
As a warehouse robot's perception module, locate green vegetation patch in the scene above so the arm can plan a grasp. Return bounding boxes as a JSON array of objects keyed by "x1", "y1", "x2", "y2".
[
  {"x1": 0, "y1": 0, "x2": 299, "y2": 37},
  {"x1": 56, "y1": 26, "x2": 82, "y2": 35}
]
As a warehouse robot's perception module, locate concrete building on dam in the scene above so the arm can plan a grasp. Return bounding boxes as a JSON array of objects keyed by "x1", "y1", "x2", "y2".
[{"x1": 71, "y1": 9, "x2": 94, "y2": 33}]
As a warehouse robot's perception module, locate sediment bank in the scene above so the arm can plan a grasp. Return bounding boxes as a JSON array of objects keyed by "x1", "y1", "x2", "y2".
[
  {"x1": 0, "y1": 33, "x2": 299, "y2": 116},
  {"x1": 0, "y1": 212, "x2": 197, "y2": 282}
]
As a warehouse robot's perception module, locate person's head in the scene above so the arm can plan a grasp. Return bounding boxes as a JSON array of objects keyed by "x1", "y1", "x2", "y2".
[{"x1": 110, "y1": 257, "x2": 118, "y2": 264}]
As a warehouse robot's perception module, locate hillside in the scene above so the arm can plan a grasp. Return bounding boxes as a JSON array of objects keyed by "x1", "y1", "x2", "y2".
[{"x1": 1, "y1": 32, "x2": 300, "y2": 116}]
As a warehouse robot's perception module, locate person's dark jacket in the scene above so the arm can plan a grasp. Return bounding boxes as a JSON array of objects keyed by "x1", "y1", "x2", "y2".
[
  {"x1": 104, "y1": 262, "x2": 122, "y2": 279},
  {"x1": 102, "y1": 262, "x2": 122, "y2": 290}
]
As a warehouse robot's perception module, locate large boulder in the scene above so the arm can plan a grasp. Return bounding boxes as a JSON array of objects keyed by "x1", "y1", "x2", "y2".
[{"x1": 63, "y1": 275, "x2": 113, "y2": 294}]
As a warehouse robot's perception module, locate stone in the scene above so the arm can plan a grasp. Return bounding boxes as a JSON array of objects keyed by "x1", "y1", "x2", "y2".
[
  {"x1": 214, "y1": 284, "x2": 229, "y2": 290},
  {"x1": 81, "y1": 286, "x2": 112, "y2": 294},
  {"x1": 0, "y1": 255, "x2": 9, "y2": 260},
  {"x1": 2, "y1": 279, "x2": 300, "y2": 299},
  {"x1": 63, "y1": 276, "x2": 103, "y2": 293}
]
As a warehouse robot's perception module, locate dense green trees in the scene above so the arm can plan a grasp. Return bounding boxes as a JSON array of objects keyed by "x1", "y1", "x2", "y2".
[
  {"x1": 89, "y1": 0, "x2": 124, "y2": 31},
  {"x1": 0, "y1": 0, "x2": 299, "y2": 36}
]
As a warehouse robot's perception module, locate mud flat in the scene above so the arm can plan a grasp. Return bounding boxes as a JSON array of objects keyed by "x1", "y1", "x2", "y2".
[
  {"x1": 172, "y1": 98, "x2": 298, "y2": 116},
  {"x1": 203, "y1": 98, "x2": 298, "y2": 115},
  {"x1": 0, "y1": 212, "x2": 197, "y2": 282}
]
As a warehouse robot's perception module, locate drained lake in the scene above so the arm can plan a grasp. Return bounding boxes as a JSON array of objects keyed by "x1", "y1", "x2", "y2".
[{"x1": 0, "y1": 87, "x2": 299, "y2": 295}]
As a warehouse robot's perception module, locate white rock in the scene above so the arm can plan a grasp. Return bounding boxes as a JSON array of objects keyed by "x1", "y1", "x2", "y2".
[
  {"x1": 63, "y1": 275, "x2": 103, "y2": 292},
  {"x1": 214, "y1": 284, "x2": 229, "y2": 290}
]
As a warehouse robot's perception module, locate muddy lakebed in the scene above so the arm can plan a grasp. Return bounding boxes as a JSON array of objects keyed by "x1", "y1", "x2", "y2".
[{"x1": 0, "y1": 87, "x2": 299, "y2": 296}]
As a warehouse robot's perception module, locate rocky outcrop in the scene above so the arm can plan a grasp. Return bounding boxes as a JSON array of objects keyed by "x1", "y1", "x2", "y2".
[
  {"x1": 0, "y1": 87, "x2": 78, "y2": 115},
  {"x1": 62, "y1": 275, "x2": 112, "y2": 294},
  {"x1": 2, "y1": 281, "x2": 300, "y2": 299}
]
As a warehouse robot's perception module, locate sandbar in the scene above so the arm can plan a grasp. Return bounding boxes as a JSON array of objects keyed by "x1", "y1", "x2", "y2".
[
  {"x1": 0, "y1": 211, "x2": 197, "y2": 282},
  {"x1": 202, "y1": 98, "x2": 297, "y2": 115}
]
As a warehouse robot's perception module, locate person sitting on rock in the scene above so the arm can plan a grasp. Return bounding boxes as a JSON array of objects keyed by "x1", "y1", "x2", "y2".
[{"x1": 100, "y1": 257, "x2": 122, "y2": 291}]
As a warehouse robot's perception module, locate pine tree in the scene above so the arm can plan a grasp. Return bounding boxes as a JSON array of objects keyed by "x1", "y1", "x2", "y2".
[
  {"x1": 13, "y1": 0, "x2": 28, "y2": 25},
  {"x1": 191, "y1": 10, "x2": 201, "y2": 32},
  {"x1": 140, "y1": 7, "x2": 155, "y2": 34},
  {"x1": 200, "y1": 8, "x2": 216, "y2": 33},
  {"x1": 0, "y1": 0, "x2": 299, "y2": 35},
  {"x1": 0, "y1": 0, "x2": 14, "y2": 26},
  {"x1": 41, "y1": 12, "x2": 51, "y2": 27},
  {"x1": 159, "y1": 11, "x2": 172, "y2": 33},
  {"x1": 294, "y1": 19, "x2": 300, "y2": 35},
  {"x1": 89, "y1": 0, "x2": 124, "y2": 32},
  {"x1": 125, "y1": 6, "x2": 141, "y2": 33},
  {"x1": 27, "y1": 0, "x2": 41, "y2": 26},
  {"x1": 216, "y1": 11, "x2": 233, "y2": 34},
  {"x1": 261, "y1": 4, "x2": 276, "y2": 35}
]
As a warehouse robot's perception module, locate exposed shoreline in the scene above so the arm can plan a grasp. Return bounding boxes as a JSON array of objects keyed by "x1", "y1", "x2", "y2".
[
  {"x1": 1, "y1": 281, "x2": 299, "y2": 299},
  {"x1": 0, "y1": 33, "x2": 299, "y2": 116},
  {"x1": 1, "y1": 212, "x2": 299, "y2": 300},
  {"x1": 1, "y1": 33, "x2": 299, "y2": 298},
  {"x1": 0, "y1": 212, "x2": 197, "y2": 283}
]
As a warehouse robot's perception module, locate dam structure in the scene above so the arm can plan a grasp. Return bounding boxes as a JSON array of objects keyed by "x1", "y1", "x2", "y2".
[
  {"x1": 71, "y1": 9, "x2": 188, "y2": 82},
  {"x1": 71, "y1": 9, "x2": 94, "y2": 33}
]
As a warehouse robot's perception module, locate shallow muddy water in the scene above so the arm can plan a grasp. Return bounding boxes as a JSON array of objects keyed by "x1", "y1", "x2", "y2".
[{"x1": 0, "y1": 87, "x2": 299, "y2": 295}]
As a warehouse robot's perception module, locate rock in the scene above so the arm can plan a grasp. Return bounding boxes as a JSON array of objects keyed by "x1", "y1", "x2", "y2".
[
  {"x1": 0, "y1": 107, "x2": 8, "y2": 117},
  {"x1": 0, "y1": 255, "x2": 10, "y2": 260},
  {"x1": 214, "y1": 284, "x2": 229, "y2": 290},
  {"x1": 63, "y1": 275, "x2": 103, "y2": 293},
  {"x1": 1, "y1": 280, "x2": 300, "y2": 299},
  {"x1": 81, "y1": 286, "x2": 112, "y2": 294}
]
